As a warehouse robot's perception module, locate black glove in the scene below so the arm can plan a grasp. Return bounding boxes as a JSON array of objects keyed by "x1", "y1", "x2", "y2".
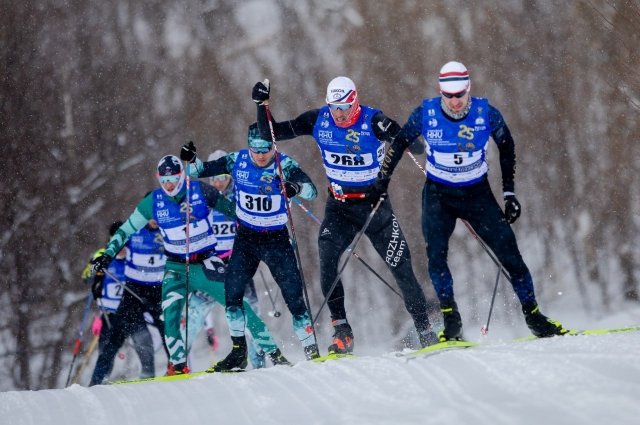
[
  {"x1": 91, "y1": 253, "x2": 112, "y2": 274},
  {"x1": 180, "y1": 141, "x2": 197, "y2": 163},
  {"x1": 91, "y1": 277, "x2": 104, "y2": 300},
  {"x1": 367, "y1": 175, "x2": 391, "y2": 203},
  {"x1": 504, "y1": 195, "x2": 522, "y2": 224},
  {"x1": 376, "y1": 117, "x2": 401, "y2": 140},
  {"x1": 252, "y1": 80, "x2": 270, "y2": 104},
  {"x1": 283, "y1": 181, "x2": 300, "y2": 198}
]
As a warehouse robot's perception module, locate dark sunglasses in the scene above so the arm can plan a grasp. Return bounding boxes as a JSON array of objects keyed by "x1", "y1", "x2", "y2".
[{"x1": 441, "y1": 90, "x2": 468, "y2": 99}]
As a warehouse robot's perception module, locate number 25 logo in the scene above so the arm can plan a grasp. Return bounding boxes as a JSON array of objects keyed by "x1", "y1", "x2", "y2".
[{"x1": 457, "y1": 125, "x2": 474, "y2": 141}]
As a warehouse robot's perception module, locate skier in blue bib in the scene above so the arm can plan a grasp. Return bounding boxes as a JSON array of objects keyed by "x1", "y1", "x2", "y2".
[
  {"x1": 250, "y1": 77, "x2": 439, "y2": 354},
  {"x1": 91, "y1": 155, "x2": 286, "y2": 376},
  {"x1": 374, "y1": 61, "x2": 570, "y2": 341},
  {"x1": 180, "y1": 123, "x2": 321, "y2": 371},
  {"x1": 89, "y1": 220, "x2": 168, "y2": 385}
]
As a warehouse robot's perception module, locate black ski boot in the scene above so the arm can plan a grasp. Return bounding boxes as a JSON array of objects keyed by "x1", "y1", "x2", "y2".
[
  {"x1": 438, "y1": 302, "x2": 463, "y2": 342},
  {"x1": 304, "y1": 343, "x2": 320, "y2": 360},
  {"x1": 523, "y1": 303, "x2": 570, "y2": 337},
  {"x1": 267, "y1": 348, "x2": 292, "y2": 366},
  {"x1": 208, "y1": 336, "x2": 248, "y2": 372},
  {"x1": 328, "y1": 320, "x2": 354, "y2": 354}
]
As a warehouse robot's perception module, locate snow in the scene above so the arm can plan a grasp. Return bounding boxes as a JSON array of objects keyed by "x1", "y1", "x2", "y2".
[{"x1": 3, "y1": 307, "x2": 640, "y2": 425}]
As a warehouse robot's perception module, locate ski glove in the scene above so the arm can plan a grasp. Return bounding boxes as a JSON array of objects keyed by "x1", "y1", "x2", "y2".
[
  {"x1": 284, "y1": 181, "x2": 301, "y2": 198},
  {"x1": 367, "y1": 175, "x2": 391, "y2": 204},
  {"x1": 504, "y1": 194, "x2": 522, "y2": 224},
  {"x1": 376, "y1": 117, "x2": 401, "y2": 141},
  {"x1": 180, "y1": 141, "x2": 197, "y2": 163},
  {"x1": 252, "y1": 80, "x2": 270, "y2": 104},
  {"x1": 91, "y1": 254, "x2": 112, "y2": 274}
]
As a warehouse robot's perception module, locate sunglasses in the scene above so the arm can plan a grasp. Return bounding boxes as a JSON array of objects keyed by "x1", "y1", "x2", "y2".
[
  {"x1": 328, "y1": 102, "x2": 353, "y2": 111},
  {"x1": 441, "y1": 90, "x2": 468, "y2": 99},
  {"x1": 158, "y1": 174, "x2": 181, "y2": 184},
  {"x1": 212, "y1": 175, "x2": 230, "y2": 182},
  {"x1": 249, "y1": 146, "x2": 273, "y2": 154}
]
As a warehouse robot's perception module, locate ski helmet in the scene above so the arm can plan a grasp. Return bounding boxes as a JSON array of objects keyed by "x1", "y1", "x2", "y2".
[
  {"x1": 247, "y1": 123, "x2": 273, "y2": 153},
  {"x1": 325, "y1": 76, "x2": 361, "y2": 128},
  {"x1": 438, "y1": 61, "x2": 470, "y2": 94},
  {"x1": 156, "y1": 155, "x2": 185, "y2": 196}
]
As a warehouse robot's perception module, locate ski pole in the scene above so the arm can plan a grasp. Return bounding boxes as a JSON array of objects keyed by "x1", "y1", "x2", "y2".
[
  {"x1": 184, "y1": 160, "x2": 192, "y2": 369},
  {"x1": 312, "y1": 195, "x2": 387, "y2": 328},
  {"x1": 102, "y1": 269, "x2": 152, "y2": 307},
  {"x1": 65, "y1": 288, "x2": 93, "y2": 387},
  {"x1": 480, "y1": 265, "x2": 502, "y2": 335},
  {"x1": 70, "y1": 334, "x2": 100, "y2": 385},
  {"x1": 406, "y1": 150, "x2": 512, "y2": 283},
  {"x1": 291, "y1": 197, "x2": 402, "y2": 299},
  {"x1": 264, "y1": 95, "x2": 318, "y2": 344},
  {"x1": 259, "y1": 269, "x2": 281, "y2": 317}
]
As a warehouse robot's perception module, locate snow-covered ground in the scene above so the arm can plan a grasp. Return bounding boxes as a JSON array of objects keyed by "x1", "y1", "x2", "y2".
[{"x1": 3, "y1": 305, "x2": 640, "y2": 425}]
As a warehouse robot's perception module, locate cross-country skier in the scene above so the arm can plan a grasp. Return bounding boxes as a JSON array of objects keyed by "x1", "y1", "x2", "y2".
[
  {"x1": 91, "y1": 155, "x2": 287, "y2": 376},
  {"x1": 184, "y1": 150, "x2": 285, "y2": 369},
  {"x1": 372, "y1": 61, "x2": 570, "y2": 341},
  {"x1": 180, "y1": 123, "x2": 321, "y2": 371},
  {"x1": 250, "y1": 77, "x2": 439, "y2": 354},
  {"x1": 89, "y1": 219, "x2": 169, "y2": 385}
]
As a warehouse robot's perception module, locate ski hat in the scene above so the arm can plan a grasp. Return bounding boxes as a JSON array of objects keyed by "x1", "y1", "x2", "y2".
[
  {"x1": 325, "y1": 76, "x2": 358, "y2": 103},
  {"x1": 325, "y1": 76, "x2": 361, "y2": 128},
  {"x1": 208, "y1": 150, "x2": 231, "y2": 181},
  {"x1": 247, "y1": 123, "x2": 273, "y2": 153},
  {"x1": 156, "y1": 155, "x2": 185, "y2": 197},
  {"x1": 439, "y1": 61, "x2": 470, "y2": 94}
]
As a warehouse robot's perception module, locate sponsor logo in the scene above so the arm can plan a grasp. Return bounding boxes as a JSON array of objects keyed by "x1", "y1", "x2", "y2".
[
  {"x1": 236, "y1": 170, "x2": 250, "y2": 181},
  {"x1": 426, "y1": 129, "x2": 443, "y2": 139},
  {"x1": 475, "y1": 117, "x2": 485, "y2": 125},
  {"x1": 156, "y1": 209, "x2": 170, "y2": 218},
  {"x1": 319, "y1": 130, "x2": 332, "y2": 139},
  {"x1": 321, "y1": 120, "x2": 330, "y2": 128},
  {"x1": 428, "y1": 109, "x2": 436, "y2": 117},
  {"x1": 362, "y1": 123, "x2": 369, "y2": 130},
  {"x1": 385, "y1": 215, "x2": 406, "y2": 267},
  {"x1": 239, "y1": 161, "x2": 248, "y2": 169},
  {"x1": 321, "y1": 228, "x2": 331, "y2": 237},
  {"x1": 428, "y1": 118, "x2": 438, "y2": 127}
]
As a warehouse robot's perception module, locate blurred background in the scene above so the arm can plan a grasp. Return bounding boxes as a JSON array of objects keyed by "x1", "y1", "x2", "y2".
[{"x1": 2, "y1": 0, "x2": 639, "y2": 390}]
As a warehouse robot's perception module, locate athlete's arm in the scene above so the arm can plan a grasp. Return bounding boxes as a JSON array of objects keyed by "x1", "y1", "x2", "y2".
[
  {"x1": 489, "y1": 105, "x2": 516, "y2": 194},
  {"x1": 256, "y1": 105, "x2": 319, "y2": 141},
  {"x1": 104, "y1": 193, "x2": 154, "y2": 257}
]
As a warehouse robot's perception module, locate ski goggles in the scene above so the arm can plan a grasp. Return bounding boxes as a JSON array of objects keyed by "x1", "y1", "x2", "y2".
[
  {"x1": 249, "y1": 146, "x2": 273, "y2": 154},
  {"x1": 328, "y1": 102, "x2": 353, "y2": 111},
  {"x1": 157, "y1": 174, "x2": 181, "y2": 184},
  {"x1": 212, "y1": 174, "x2": 230, "y2": 182},
  {"x1": 441, "y1": 89, "x2": 469, "y2": 99}
]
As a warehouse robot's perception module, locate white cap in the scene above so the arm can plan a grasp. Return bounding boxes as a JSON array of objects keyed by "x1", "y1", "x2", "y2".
[
  {"x1": 325, "y1": 76, "x2": 357, "y2": 103},
  {"x1": 438, "y1": 61, "x2": 470, "y2": 94}
]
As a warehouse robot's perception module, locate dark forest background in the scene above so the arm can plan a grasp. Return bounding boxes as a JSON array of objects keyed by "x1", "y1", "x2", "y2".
[{"x1": 2, "y1": 0, "x2": 639, "y2": 390}]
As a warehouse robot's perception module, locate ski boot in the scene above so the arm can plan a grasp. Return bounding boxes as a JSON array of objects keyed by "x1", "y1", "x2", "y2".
[
  {"x1": 417, "y1": 327, "x2": 439, "y2": 347},
  {"x1": 166, "y1": 362, "x2": 190, "y2": 376},
  {"x1": 267, "y1": 348, "x2": 292, "y2": 366},
  {"x1": 304, "y1": 343, "x2": 321, "y2": 360},
  {"x1": 328, "y1": 320, "x2": 354, "y2": 354},
  {"x1": 523, "y1": 303, "x2": 571, "y2": 337},
  {"x1": 438, "y1": 302, "x2": 463, "y2": 342},
  {"x1": 207, "y1": 336, "x2": 248, "y2": 373}
]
